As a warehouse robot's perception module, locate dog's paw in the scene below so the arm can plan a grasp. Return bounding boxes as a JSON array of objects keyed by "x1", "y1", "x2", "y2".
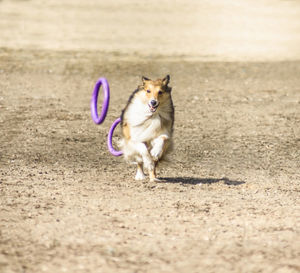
[
  {"x1": 150, "y1": 146, "x2": 163, "y2": 161},
  {"x1": 135, "y1": 170, "x2": 146, "y2": 181},
  {"x1": 150, "y1": 177, "x2": 161, "y2": 183}
]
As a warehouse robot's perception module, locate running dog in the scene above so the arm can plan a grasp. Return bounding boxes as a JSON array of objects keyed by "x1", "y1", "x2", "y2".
[{"x1": 120, "y1": 75, "x2": 174, "y2": 182}]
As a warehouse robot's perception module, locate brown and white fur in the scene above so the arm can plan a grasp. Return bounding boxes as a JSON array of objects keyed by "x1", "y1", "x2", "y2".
[{"x1": 120, "y1": 75, "x2": 174, "y2": 182}]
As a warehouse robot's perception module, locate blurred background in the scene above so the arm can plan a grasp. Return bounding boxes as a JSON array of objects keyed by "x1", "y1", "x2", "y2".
[{"x1": 1, "y1": 0, "x2": 300, "y2": 61}]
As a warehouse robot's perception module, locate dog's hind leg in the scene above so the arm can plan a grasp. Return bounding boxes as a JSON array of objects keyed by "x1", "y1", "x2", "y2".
[
  {"x1": 149, "y1": 161, "x2": 160, "y2": 182},
  {"x1": 135, "y1": 143, "x2": 159, "y2": 182},
  {"x1": 135, "y1": 162, "x2": 145, "y2": 180},
  {"x1": 135, "y1": 142, "x2": 154, "y2": 173}
]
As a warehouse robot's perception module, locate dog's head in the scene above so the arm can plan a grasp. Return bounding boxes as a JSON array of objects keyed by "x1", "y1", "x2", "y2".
[{"x1": 138, "y1": 75, "x2": 172, "y2": 113}]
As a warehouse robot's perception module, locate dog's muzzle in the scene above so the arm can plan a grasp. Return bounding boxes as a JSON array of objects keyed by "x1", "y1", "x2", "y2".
[{"x1": 149, "y1": 100, "x2": 159, "y2": 112}]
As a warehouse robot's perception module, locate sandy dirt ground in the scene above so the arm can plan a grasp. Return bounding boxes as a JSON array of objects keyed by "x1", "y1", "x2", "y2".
[{"x1": 1, "y1": 1, "x2": 300, "y2": 273}]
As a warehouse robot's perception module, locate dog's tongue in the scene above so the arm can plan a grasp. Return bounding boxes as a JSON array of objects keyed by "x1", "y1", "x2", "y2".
[
  {"x1": 150, "y1": 106, "x2": 157, "y2": 112},
  {"x1": 149, "y1": 105, "x2": 156, "y2": 112}
]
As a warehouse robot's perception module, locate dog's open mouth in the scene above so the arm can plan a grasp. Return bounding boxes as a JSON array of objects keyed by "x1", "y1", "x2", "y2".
[{"x1": 148, "y1": 103, "x2": 159, "y2": 113}]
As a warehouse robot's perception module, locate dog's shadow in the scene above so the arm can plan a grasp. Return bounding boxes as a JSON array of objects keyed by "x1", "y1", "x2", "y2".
[{"x1": 160, "y1": 177, "x2": 245, "y2": 186}]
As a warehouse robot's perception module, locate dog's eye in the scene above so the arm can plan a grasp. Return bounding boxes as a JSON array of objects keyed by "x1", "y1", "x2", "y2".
[
  {"x1": 158, "y1": 91, "x2": 163, "y2": 95},
  {"x1": 146, "y1": 90, "x2": 151, "y2": 93}
]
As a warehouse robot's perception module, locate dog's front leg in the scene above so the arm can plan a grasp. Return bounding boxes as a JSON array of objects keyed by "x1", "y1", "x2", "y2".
[
  {"x1": 135, "y1": 143, "x2": 155, "y2": 181},
  {"x1": 150, "y1": 134, "x2": 169, "y2": 161},
  {"x1": 135, "y1": 162, "x2": 145, "y2": 180}
]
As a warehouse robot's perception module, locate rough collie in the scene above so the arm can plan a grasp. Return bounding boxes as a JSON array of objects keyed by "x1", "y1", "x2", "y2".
[{"x1": 120, "y1": 75, "x2": 174, "y2": 182}]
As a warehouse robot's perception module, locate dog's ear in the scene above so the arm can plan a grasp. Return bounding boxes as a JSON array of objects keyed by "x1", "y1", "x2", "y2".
[
  {"x1": 142, "y1": 76, "x2": 150, "y2": 85},
  {"x1": 162, "y1": 75, "x2": 170, "y2": 86}
]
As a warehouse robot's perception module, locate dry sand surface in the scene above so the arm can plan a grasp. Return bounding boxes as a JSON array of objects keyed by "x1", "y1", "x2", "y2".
[{"x1": 0, "y1": 1, "x2": 300, "y2": 273}]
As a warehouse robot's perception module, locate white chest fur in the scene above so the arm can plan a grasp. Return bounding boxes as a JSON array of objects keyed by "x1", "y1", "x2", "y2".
[
  {"x1": 126, "y1": 99, "x2": 165, "y2": 143},
  {"x1": 130, "y1": 114, "x2": 162, "y2": 142}
]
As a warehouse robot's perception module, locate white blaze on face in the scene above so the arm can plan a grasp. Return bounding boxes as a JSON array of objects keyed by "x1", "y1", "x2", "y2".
[{"x1": 145, "y1": 84, "x2": 161, "y2": 112}]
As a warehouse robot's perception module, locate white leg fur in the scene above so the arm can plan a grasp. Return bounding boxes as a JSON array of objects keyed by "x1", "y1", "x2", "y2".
[
  {"x1": 135, "y1": 163, "x2": 145, "y2": 180},
  {"x1": 135, "y1": 142, "x2": 154, "y2": 171},
  {"x1": 150, "y1": 134, "x2": 169, "y2": 161}
]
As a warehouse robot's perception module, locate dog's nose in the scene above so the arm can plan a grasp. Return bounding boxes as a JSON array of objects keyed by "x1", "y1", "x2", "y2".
[{"x1": 150, "y1": 100, "x2": 158, "y2": 107}]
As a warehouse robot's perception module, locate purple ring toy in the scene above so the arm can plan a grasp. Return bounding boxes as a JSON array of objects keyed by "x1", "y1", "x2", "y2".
[
  {"x1": 91, "y1": 77, "x2": 110, "y2": 124},
  {"x1": 107, "y1": 118, "x2": 123, "y2": 157},
  {"x1": 90, "y1": 77, "x2": 123, "y2": 157}
]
